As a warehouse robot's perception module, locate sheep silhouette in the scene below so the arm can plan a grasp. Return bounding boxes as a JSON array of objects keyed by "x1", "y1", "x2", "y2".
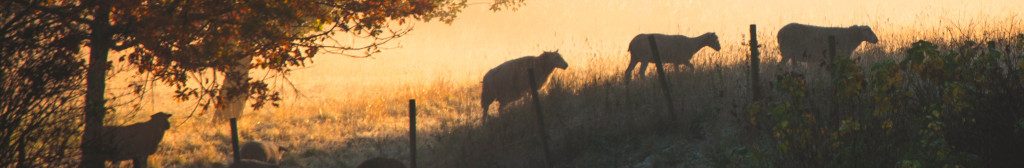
[
  {"x1": 239, "y1": 141, "x2": 288, "y2": 165},
  {"x1": 777, "y1": 23, "x2": 878, "y2": 65},
  {"x1": 481, "y1": 51, "x2": 568, "y2": 124},
  {"x1": 624, "y1": 33, "x2": 721, "y2": 82},
  {"x1": 97, "y1": 112, "x2": 172, "y2": 168}
]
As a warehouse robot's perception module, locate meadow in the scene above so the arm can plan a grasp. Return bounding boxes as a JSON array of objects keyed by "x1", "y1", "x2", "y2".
[{"x1": 93, "y1": 16, "x2": 1024, "y2": 167}]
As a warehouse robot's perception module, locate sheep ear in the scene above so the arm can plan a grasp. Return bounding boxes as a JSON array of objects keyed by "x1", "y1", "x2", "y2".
[{"x1": 555, "y1": 49, "x2": 559, "y2": 53}]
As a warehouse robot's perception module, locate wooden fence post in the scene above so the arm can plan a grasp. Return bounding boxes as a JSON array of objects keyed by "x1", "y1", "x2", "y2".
[
  {"x1": 527, "y1": 68, "x2": 554, "y2": 168},
  {"x1": 827, "y1": 36, "x2": 839, "y2": 119},
  {"x1": 749, "y1": 24, "x2": 763, "y2": 101},
  {"x1": 828, "y1": 36, "x2": 837, "y2": 68},
  {"x1": 645, "y1": 35, "x2": 680, "y2": 121},
  {"x1": 230, "y1": 118, "x2": 240, "y2": 163},
  {"x1": 408, "y1": 99, "x2": 417, "y2": 168}
]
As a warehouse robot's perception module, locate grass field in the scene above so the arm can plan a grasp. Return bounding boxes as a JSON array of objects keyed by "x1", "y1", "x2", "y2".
[
  {"x1": 93, "y1": 1, "x2": 1024, "y2": 166},
  {"x1": 92, "y1": 15, "x2": 1024, "y2": 167}
]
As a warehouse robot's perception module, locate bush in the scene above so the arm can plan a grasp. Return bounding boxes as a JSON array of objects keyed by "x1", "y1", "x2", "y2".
[
  {"x1": 749, "y1": 34, "x2": 1024, "y2": 167},
  {"x1": 0, "y1": 2, "x2": 86, "y2": 166}
]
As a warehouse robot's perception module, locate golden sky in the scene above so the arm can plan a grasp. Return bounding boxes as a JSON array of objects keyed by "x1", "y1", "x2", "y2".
[{"x1": 285, "y1": 0, "x2": 1023, "y2": 95}]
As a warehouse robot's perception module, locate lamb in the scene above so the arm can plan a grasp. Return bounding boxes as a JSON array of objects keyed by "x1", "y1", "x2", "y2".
[
  {"x1": 776, "y1": 23, "x2": 878, "y2": 65},
  {"x1": 481, "y1": 51, "x2": 569, "y2": 124},
  {"x1": 97, "y1": 112, "x2": 173, "y2": 168},
  {"x1": 357, "y1": 157, "x2": 407, "y2": 168},
  {"x1": 624, "y1": 33, "x2": 721, "y2": 82},
  {"x1": 240, "y1": 141, "x2": 288, "y2": 165}
]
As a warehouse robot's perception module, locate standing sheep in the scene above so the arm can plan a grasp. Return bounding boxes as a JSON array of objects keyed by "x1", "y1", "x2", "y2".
[
  {"x1": 776, "y1": 23, "x2": 878, "y2": 65},
  {"x1": 624, "y1": 33, "x2": 721, "y2": 82},
  {"x1": 481, "y1": 51, "x2": 569, "y2": 124},
  {"x1": 240, "y1": 141, "x2": 288, "y2": 165},
  {"x1": 97, "y1": 112, "x2": 173, "y2": 168}
]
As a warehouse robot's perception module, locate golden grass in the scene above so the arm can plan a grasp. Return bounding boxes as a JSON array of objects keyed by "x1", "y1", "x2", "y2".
[{"x1": 96, "y1": 17, "x2": 1024, "y2": 167}]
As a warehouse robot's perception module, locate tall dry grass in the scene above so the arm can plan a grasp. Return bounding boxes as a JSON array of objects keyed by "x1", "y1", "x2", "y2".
[{"x1": 104, "y1": 19, "x2": 1024, "y2": 167}]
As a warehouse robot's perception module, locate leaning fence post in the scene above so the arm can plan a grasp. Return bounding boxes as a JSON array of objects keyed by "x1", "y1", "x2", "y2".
[
  {"x1": 527, "y1": 68, "x2": 554, "y2": 168},
  {"x1": 749, "y1": 24, "x2": 763, "y2": 101},
  {"x1": 408, "y1": 99, "x2": 417, "y2": 168},
  {"x1": 230, "y1": 118, "x2": 241, "y2": 163},
  {"x1": 646, "y1": 36, "x2": 680, "y2": 121}
]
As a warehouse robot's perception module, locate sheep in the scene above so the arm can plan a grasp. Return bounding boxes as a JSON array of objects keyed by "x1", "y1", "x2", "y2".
[
  {"x1": 481, "y1": 51, "x2": 569, "y2": 124},
  {"x1": 97, "y1": 112, "x2": 173, "y2": 168},
  {"x1": 240, "y1": 141, "x2": 288, "y2": 165},
  {"x1": 357, "y1": 157, "x2": 407, "y2": 168},
  {"x1": 776, "y1": 23, "x2": 878, "y2": 65},
  {"x1": 229, "y1": 159, "x2": 279, "y2": 168},
  {"x1": 624, "y1": 33, "x2": 721, "y2": 82}
]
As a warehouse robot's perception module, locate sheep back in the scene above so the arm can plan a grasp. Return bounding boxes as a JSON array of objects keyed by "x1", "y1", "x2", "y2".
[
  {"x1": 777, "y1": 23, "x2": 877, "y2": 64},
  {"x1": 481, "y1": 52, "x2": 567, "y2": 106},
  {"x1": 628, "y1": 34, "x2": 704, "y2": 64},
  {"x1": 240, "y1": 141, "x2": 285, "y2": 164}
]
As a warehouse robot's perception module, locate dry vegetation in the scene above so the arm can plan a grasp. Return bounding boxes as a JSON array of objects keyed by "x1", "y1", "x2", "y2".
[{"x1": 101, "y1": 19, "x2": 1024, "y2": 167}]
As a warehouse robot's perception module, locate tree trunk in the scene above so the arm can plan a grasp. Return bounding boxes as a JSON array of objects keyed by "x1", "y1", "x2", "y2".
[
  {"x1": 215, "y1": 55, "x2": 253, "y2": 120},
  {"x1": 81, "y1": 2, "x2": 112, "y2": 167}
]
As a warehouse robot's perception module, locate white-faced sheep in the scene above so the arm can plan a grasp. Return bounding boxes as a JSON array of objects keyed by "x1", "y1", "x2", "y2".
[
  {"x1": 357, "y1": 157, "x2": 407, "y2": 168},
  {"x1": 624, "y1": 33, "x2": 721, "y2": 82},
  {"x1": 481, "y1": 51, "x2": 568, "y2": 124},
  {"x1": 777, "y1": 23, "x2": 879, "y2": 65},
  {"x1": 240, "y1": 141, "x2": 288, "y2": 165},
  {"x1": 97, "y1": 112, "x2": 172, "y2": 168}
]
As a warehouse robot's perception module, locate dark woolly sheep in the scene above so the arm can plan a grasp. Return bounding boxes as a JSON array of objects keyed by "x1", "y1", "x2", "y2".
[
  {"x1": 240, "y1": 141, "x2": 288, "y2": 165},
  {"x1": 98, "y1": 112, "x2": 173, "y2": 168},
  {"x1": 625, "y1": 33, "x2": 721, "y2": 81},
  {"x1": 357, "y1": 157, "x2": 406, "y2": 168},
  {"x1": 481, "y1": 51, "x2": 569, "y2": 124},
  {"x1": 777, "y1": 23, "x2": 879, "y2": 65}
]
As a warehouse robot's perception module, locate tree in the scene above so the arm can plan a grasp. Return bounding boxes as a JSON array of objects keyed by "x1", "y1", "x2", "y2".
[{"x1": 10, "y1": 0, "x2": 522, "y2": 167}]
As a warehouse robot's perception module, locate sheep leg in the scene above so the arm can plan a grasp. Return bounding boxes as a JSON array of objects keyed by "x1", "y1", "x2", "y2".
[
  {"x1": 497, "y1": 103, "x2": 506, "y2": 115},
  {"x1": 624, "y1": 60, "x2": 639, "y2": 82},
  {"x1": 637, "y1": 62, "x2": 649, "y2": 79},
  {"x1": 481, "y1": 100, "x2": 492, "y2": 125},
  {"x1": 132, "y1": 157, "x2": 148, "y2": 168}
]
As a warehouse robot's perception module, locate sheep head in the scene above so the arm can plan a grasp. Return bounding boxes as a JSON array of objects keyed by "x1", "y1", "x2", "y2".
[
  {"x1": 150, "y1": 112, "x2": 172, "y2": 130},
  {"x1": 703, "y1": 32, "x2": 722, "y2": 51},
  {"x1": 853, "y1": 25, "x2": 879, "y2": 44},
  {"x1": 540, "y1": 50, "x2": 568, "y2": 69}
]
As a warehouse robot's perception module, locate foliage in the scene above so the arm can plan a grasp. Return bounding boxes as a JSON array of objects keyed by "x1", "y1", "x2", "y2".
[
  {"x1": 0, "y1": 1, "x2": 86, "y2": 166},
  {"x1": 5, "y1": 0, "x2": 521, "y2": 166},
  {"x1": 749, "y1": 34, "x2": 1024, "y2": 167},
  {"x1": 10, "y1": 0, "x2": 507, "y2": 112}
]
